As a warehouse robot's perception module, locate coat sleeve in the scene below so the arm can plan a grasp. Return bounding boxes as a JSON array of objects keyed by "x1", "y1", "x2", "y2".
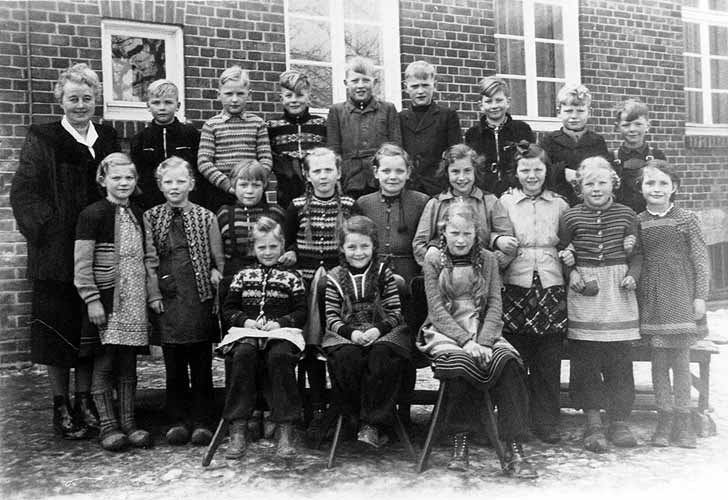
[
  {"x1": 222, "y1": 272, "x2": 248, "y2": 327},
  {"x1": 10, "y1": 128, "x2": 55, "y2": 243},
  {"x1": 143, "y1": 211, "x2": 162, "y2": 303},
  {"x1": 197, "y1": 120, "x2": 232, "y2": 193},
  {"x1": 476, "y1": 253, "x2": 504, "y2": 347},
  {"x1": 256, "y1": 120, "x2": 273, "y2": 171},
  {"x1": 685, "y1": 211, "x2": 710, "y2": 301},
  {"x1": 447, "y1": 108, "x2": 462, "y2": 147},
  {"x1": 325, "y1": 274, "x2": 355, "y2": 339},
  {"x1": 73, "y1": 208, "x2": 101, "y2": 304},
  {"x1": 326, "y1": 106, "x2": 343, "y2": 155},
  {"x1": 208, "y1": 215, "x2": 224, "y2": 277},
  {"x1": 413, "y1": 198, "x2": 437, "y2": 266},
  {"x1": 278, "y1": 272, "x2": 308, "y2": 328}
]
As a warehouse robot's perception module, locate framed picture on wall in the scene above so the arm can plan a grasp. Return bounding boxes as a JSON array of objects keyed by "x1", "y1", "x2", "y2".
[{"x1": 100, "y1": 19, "x2": 185, "y2": 121}]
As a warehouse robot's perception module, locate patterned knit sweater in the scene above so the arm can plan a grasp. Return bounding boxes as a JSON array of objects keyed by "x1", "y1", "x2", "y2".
[
  {"x1": 144, "y1": 202, "x2": 223, "y2": 302},
  {"x1": 197, "y1": 110, "x2": 273, "y2": 193},
  {"x1": 222, "y1": 264, "x2": 307, "y2": 328},
  {"x1": 216, "y1": 200, "x2": 285, "y2": 277},
  {"x1": 283, "y1": 193, "x2": 355, "y2": 281}
]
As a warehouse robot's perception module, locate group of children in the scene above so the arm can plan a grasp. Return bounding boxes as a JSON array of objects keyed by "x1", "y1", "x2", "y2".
[{"x1": 69, "y1": 56, "x2": 709, "y2": 478}]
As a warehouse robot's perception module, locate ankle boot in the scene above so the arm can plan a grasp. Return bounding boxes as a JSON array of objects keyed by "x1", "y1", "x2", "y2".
[
  {"x1": 93, "y1": 391, "x2": 129, "y2": 452},
  {"x1": 247, "y1": 410, "x2": 263, "y2": 441},
  {"x1": 673, "y1": 411, "x2": 697, "y2": 449},
  {"x1": 276, "y1": 423, "x2": 297, "y2": 457},
  {"x1": 73, "y1": 392, "x2": 100, "y2": 437},
  {"x1": 225, "y1": 419, "x2": 248, "y2": 459},
  {"x1": 447, "y1": 433, "x2": 469, "y2": 471},
  {"x1": 118, "y1": 382, "x2": 151, "y2": 448},
  {"x1": 651, "y1": 411, "x2": 673, "y2": 447},
  {"x1": 263, "y1": 410, "x2": 277, "y2": 440},
  {"x1": 503, "y1": 441, "x2": 539, "y2": 479},
  {"x1": 53, "y1": 395, "x2": 89, "y2": 440}
]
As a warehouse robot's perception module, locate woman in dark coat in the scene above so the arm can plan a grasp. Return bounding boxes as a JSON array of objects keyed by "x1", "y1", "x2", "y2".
[{"x1": 10, "y1": 63, "x2": 120, "y2": 438}]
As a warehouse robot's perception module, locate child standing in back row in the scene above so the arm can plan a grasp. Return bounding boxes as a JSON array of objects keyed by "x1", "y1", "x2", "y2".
[
  {"x1": 636, "y1": 160, "x2": 709, "y2": 449},
  {"x1": 559, "y1": 156, "x2": 641, "y2": 453},
  {"x1": 198, "y1": 65, "x2": 274, "y2": 212},
  {"x1": 144, "y1": 156, "x2": 224, "y2": 447},
  {"x1": 74, "y1": 153, "x2": 150, "y2": 452}
]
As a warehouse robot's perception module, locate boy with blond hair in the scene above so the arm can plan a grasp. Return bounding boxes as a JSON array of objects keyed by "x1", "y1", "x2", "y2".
[
  {"x1": 198, "y1": 65, "x2": 274, "y2": 212},
  {"x1": 266, "y1": 70, "x2": 327, "y2": 208},
  {"x1": 131, "y1": 79, "x2": 204, "y2": 209},
  {"x1": 540, "y1": 83, "x2": 610, "y2": 206},
  {"x1": 327, "y1": 56, "x2": 401, "y2": 199},
  {"x1": 399, "y1": 60, "x2": 461, "y2": 196}
]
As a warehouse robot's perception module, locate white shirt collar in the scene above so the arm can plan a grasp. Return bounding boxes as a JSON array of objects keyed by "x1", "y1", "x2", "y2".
[
  {"x1": 646, "y1": 203, "x2": 674, "y2": 217},
  {"x1": 61, "y1": 116, "x2": 98, "y2": 158}
]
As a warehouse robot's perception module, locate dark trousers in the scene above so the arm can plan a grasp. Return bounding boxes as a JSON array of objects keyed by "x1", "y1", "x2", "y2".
[
  {"x1": 441, "y1": 359, "x2": 531, "y2": 442},
  {"x1": 162, "y1": 342, "x2": 214, "y2": 427},
  {"x1": 568, "y1": 340, "x2": 635, "y2": 421},
  {"x1": 326, "y1": 343, "x2": 408, "y2": 426},
  {"x1": 223, "y1": 340, "x2": 302, "y2": 422},
  {"x1": 504, "y1": 333, "x2": 562, "y2": 430},
  {"x1": 91, "y1": 345, "x2": 137, "y2": 394}
]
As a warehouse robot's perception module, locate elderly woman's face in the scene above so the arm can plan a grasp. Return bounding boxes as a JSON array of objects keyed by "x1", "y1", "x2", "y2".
[{"x1": 60, "y1": 81, "x2": 95, "y2": 129}]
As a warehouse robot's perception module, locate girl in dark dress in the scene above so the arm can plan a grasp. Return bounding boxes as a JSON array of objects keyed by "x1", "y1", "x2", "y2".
[{"x1": 10, "y1": 63, "x2": 120, "y2": 439}]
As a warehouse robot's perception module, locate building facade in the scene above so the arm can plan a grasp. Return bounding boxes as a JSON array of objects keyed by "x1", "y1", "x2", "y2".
[{"x1": 1, "y1": 0, "x2": 727, "y2": 366}]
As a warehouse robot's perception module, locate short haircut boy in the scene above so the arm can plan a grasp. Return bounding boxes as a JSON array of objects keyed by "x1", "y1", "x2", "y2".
[
  {"x1": 479, "y1": 77, "x2": 511, "y2": 98},
  {"x1": 279, "y1": 70, "x2": 311, "y2": 94},
  {"x1": 615, "y1": 99, "x2": 649, "y2": 122},
  {"x1": 404, "y1": 60, "x2": 436, "y2": 81},
  {"x1": 147, "y1": 79, "x2": 179, "y2": 100},
  {"x1": 230, "y1": 159, "x2": 269, "y2": 188},
  {"x1": 346, "y1": 56, "x2": 376, "y2": 78},
  {"x1": 219, "y1": 65, "x2": 250, "y2": 87},
  {"x1": 252, "y1": 216, "x2": 284, "y2": 245},
  {"x1": 155, "y1": 156, "x2": 196, "y2": 186},
  {"x1": 557, "y1": 83, "x2": 592, "y2": 107}
]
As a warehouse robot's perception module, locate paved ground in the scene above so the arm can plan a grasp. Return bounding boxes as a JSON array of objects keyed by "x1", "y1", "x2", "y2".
[{"x1": 2, "y1": 313, "x2": 727, "y2": 500}]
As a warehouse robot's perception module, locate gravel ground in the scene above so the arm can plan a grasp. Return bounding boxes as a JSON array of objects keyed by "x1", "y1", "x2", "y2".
[{"x1": 1, "y1": 314, "x2": 727, "y2": 500}]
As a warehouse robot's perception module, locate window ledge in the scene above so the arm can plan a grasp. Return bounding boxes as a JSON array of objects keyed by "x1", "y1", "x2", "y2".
[
  {"x1": 685, "y1": 128, "x2": 728, "y2": 149},
  {"x1": 516, "y1": 116, "x2": 562, "y2": 132},
  {"x1": 686, "y1": 124, "x2": 728, "y2": 137}
]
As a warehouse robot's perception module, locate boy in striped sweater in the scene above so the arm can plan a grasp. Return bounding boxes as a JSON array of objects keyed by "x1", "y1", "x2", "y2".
[{"x1": 198, "y1": 65, "x2": 274, "y2": 212}]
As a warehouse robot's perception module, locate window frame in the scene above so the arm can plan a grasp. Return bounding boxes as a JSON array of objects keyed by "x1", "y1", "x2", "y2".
[
  {"x1": 494, "y1": 0, "x2": 581, "y2": 132},
  {"x1": 100, "y1": 19, "x2": 185, "y2": 122},
  {"x1": 682, "y1": 3, "x2": 728, "y2": 136},
  {"x1": 283, "y1": 0, "x2": 401, "y2": 114}
]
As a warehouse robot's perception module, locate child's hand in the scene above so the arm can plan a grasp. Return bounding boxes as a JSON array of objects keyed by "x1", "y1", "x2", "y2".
[
  {"x1": 565, "y1": 168, "x2": 577, "y2": 186},
  {"x1": 694, "y1": 299, "x2": 706, "y2": 321},
  {"x1": 260, "y1": 320, "x2": 281, "y2": 331},
  {"x1": 351, "y1": 330, "x2": 366, "y2": 345},
  {"x1": 463, "y1": 340, "x2": 492, "y2": 368},
  {"x1": 87, "y1": 300, "x2": 106, "y2": 326},
  {"x1": 150, "y1": 299, "x2": 164, "y2": 314},
  {"x1": 244, "y1": 319, "x2": 259, "y2": 329},
  {"x1": 569, "y1": 270, "x2": 585, "y2": 293},
  {"x1": 362, "y1": 327, "x2": 381, "y2": 345},
  {"x1": 623, "y1": 235, "x2": 636, "y2": 253},
  {"x1": 621, "y1": 275, "x2": 636, "y2": 291},
  {"x1": 210, "y1": 268, "x2": 222, "y2": 288},
  {"x1": 496, "y1": 236, "x2": 519, "y2": 255},
  {"x1": 559, "y1": 249, "x2": 575, "y2": 267},
  {"x1": 279, "y1": 251, "x2": 297, "y2": 267}
]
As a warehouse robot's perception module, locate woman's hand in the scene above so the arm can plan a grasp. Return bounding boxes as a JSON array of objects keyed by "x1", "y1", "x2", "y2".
[
  {"x1": 87, "y1": 300, "x2": 106, "y2": 326},
  {"x1": 496, "y1": 236, "x2": 519, "y2": 256},
  {"x1": 694, "y1": 298, "x2": 706, "y2": 321},
  {"x1": 463, "y1": 340, "x2": 492, "y2": 368},
  {"x1": 150, "y1": 299, "x2": 164, "y2": 314},
  {"x1": 244, "y1": 318, "x2": 259, "y2": 329},
  {"x1": 279, "y1": 251, "x2": 297, "y2": 266},
  {"x1": 569, "y1": 269, "x2": 585, "y2": 293},
  {"x1": 621, "y1": 275, "x2": 636, "y2": 291}
]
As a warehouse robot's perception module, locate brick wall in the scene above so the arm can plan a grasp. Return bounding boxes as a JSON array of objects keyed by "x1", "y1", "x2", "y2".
[{"x1": 1, "y1": 0, "x2": 727, "y2": 366}]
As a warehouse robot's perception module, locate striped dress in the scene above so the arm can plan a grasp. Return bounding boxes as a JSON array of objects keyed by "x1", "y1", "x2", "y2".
[
  {"x1": 559, "y1": 201, "x2": 641, "y2": 342},
  {"x1": 637, "y1": 205, "x2": 709, "y2": 347}
]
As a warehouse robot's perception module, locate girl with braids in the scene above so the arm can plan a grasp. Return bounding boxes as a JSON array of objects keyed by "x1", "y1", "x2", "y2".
[
  {"x1": 412, "y1": 144, "x2": 514, "y2": 269},
  {"x1": 282, "y1": 147, "x2": 355, "y2": 444},
  {"x1": 417, "y1": 200, "x2": 538, "y2": 478},
  {"x1": 323, "y1": 215, "x2": 411, "y2": 448},
  {"x1": 494, "y1": 142, "x2": 569, "y2": 445},
  {"x1": 220, "y1": 217, "x2": 307, "y2": 458}
]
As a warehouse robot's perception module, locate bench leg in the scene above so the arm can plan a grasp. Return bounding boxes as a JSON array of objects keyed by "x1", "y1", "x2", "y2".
[
  {"x1": 393, "y1": 410, "x2": 417, "y2": 461},
  {"x1": 417, "y1": 380, "x2": 447, "y2": 474},
  {"x1": 202, "y1": 418, "x2": 229, "y2": 467},
  {"x1": 326, "y1": 414, "x2": 344, "y2": 469},
  {"x1": 481, "y1": 393, "x2": 506, "y2": 472},
  {"x1": 698, "y1": 359, "x2": 710, "y2": 412}
]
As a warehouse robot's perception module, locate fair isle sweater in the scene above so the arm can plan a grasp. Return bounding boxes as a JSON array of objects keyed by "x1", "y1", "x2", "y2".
[
  {"x1": 197, "y1": 110, "x2": 273, "y2": 193},
  {"x1": 283, "y1": 193, "x2": 355, "y2": 281}
]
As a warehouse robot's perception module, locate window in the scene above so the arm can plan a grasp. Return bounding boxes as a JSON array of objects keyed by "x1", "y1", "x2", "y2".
[
  {"x1": 284, "y1": 0, "x2": 401, "y2": 112},
  {"x1": 683, "y1": 1, "x2": 728, "y2": 135},
  {"x1": 494, "y1": 0, "x2": 581, "y2": 130},
  {"x1": 100, "y1": 20, "x2": 185, "y2": 121}
]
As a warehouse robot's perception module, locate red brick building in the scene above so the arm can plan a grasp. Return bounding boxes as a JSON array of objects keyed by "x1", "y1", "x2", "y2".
[{"x1": 1, "y1": 0, "x2": 727, "y2": 366}]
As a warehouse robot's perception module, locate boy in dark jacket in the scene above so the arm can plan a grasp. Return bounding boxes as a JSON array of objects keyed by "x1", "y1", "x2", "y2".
[
  {"x1": 130, "y1": 79, "x2": 205, "y2": 210},
  {"x1": 465, "y1": 77, "x2": 534, "y2": 196},
  {"x1": 399, "y1": 60, "x2": 461, "y2": 196},
  {"x1": 539, "y1": 83, "x2": 610, "y2": 206}
]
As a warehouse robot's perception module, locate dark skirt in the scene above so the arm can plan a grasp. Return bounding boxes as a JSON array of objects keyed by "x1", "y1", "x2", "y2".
[
  {"x1": 502, "y1": 272, "x2": 567, "y2": 337},
  {"x1": 431, "y1": 346, "x2": 521, "y2": 392},
  {"x1": 30, "y1": 280, "x2": 98, "y2": 367}
]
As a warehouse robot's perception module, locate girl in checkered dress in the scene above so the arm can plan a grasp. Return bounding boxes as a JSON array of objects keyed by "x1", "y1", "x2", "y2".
[
  {"x1": 495, "y1": 142, "x2": 569, "y2": 444},
  {"x1": 636, "y1": 160, "x2": 709, "y2": 448}
]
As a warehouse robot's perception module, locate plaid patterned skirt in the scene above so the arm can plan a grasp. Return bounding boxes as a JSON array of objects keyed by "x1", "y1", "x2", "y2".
[{"x1": 502, "y1": 272, "x2": 567, "y2": 337}]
